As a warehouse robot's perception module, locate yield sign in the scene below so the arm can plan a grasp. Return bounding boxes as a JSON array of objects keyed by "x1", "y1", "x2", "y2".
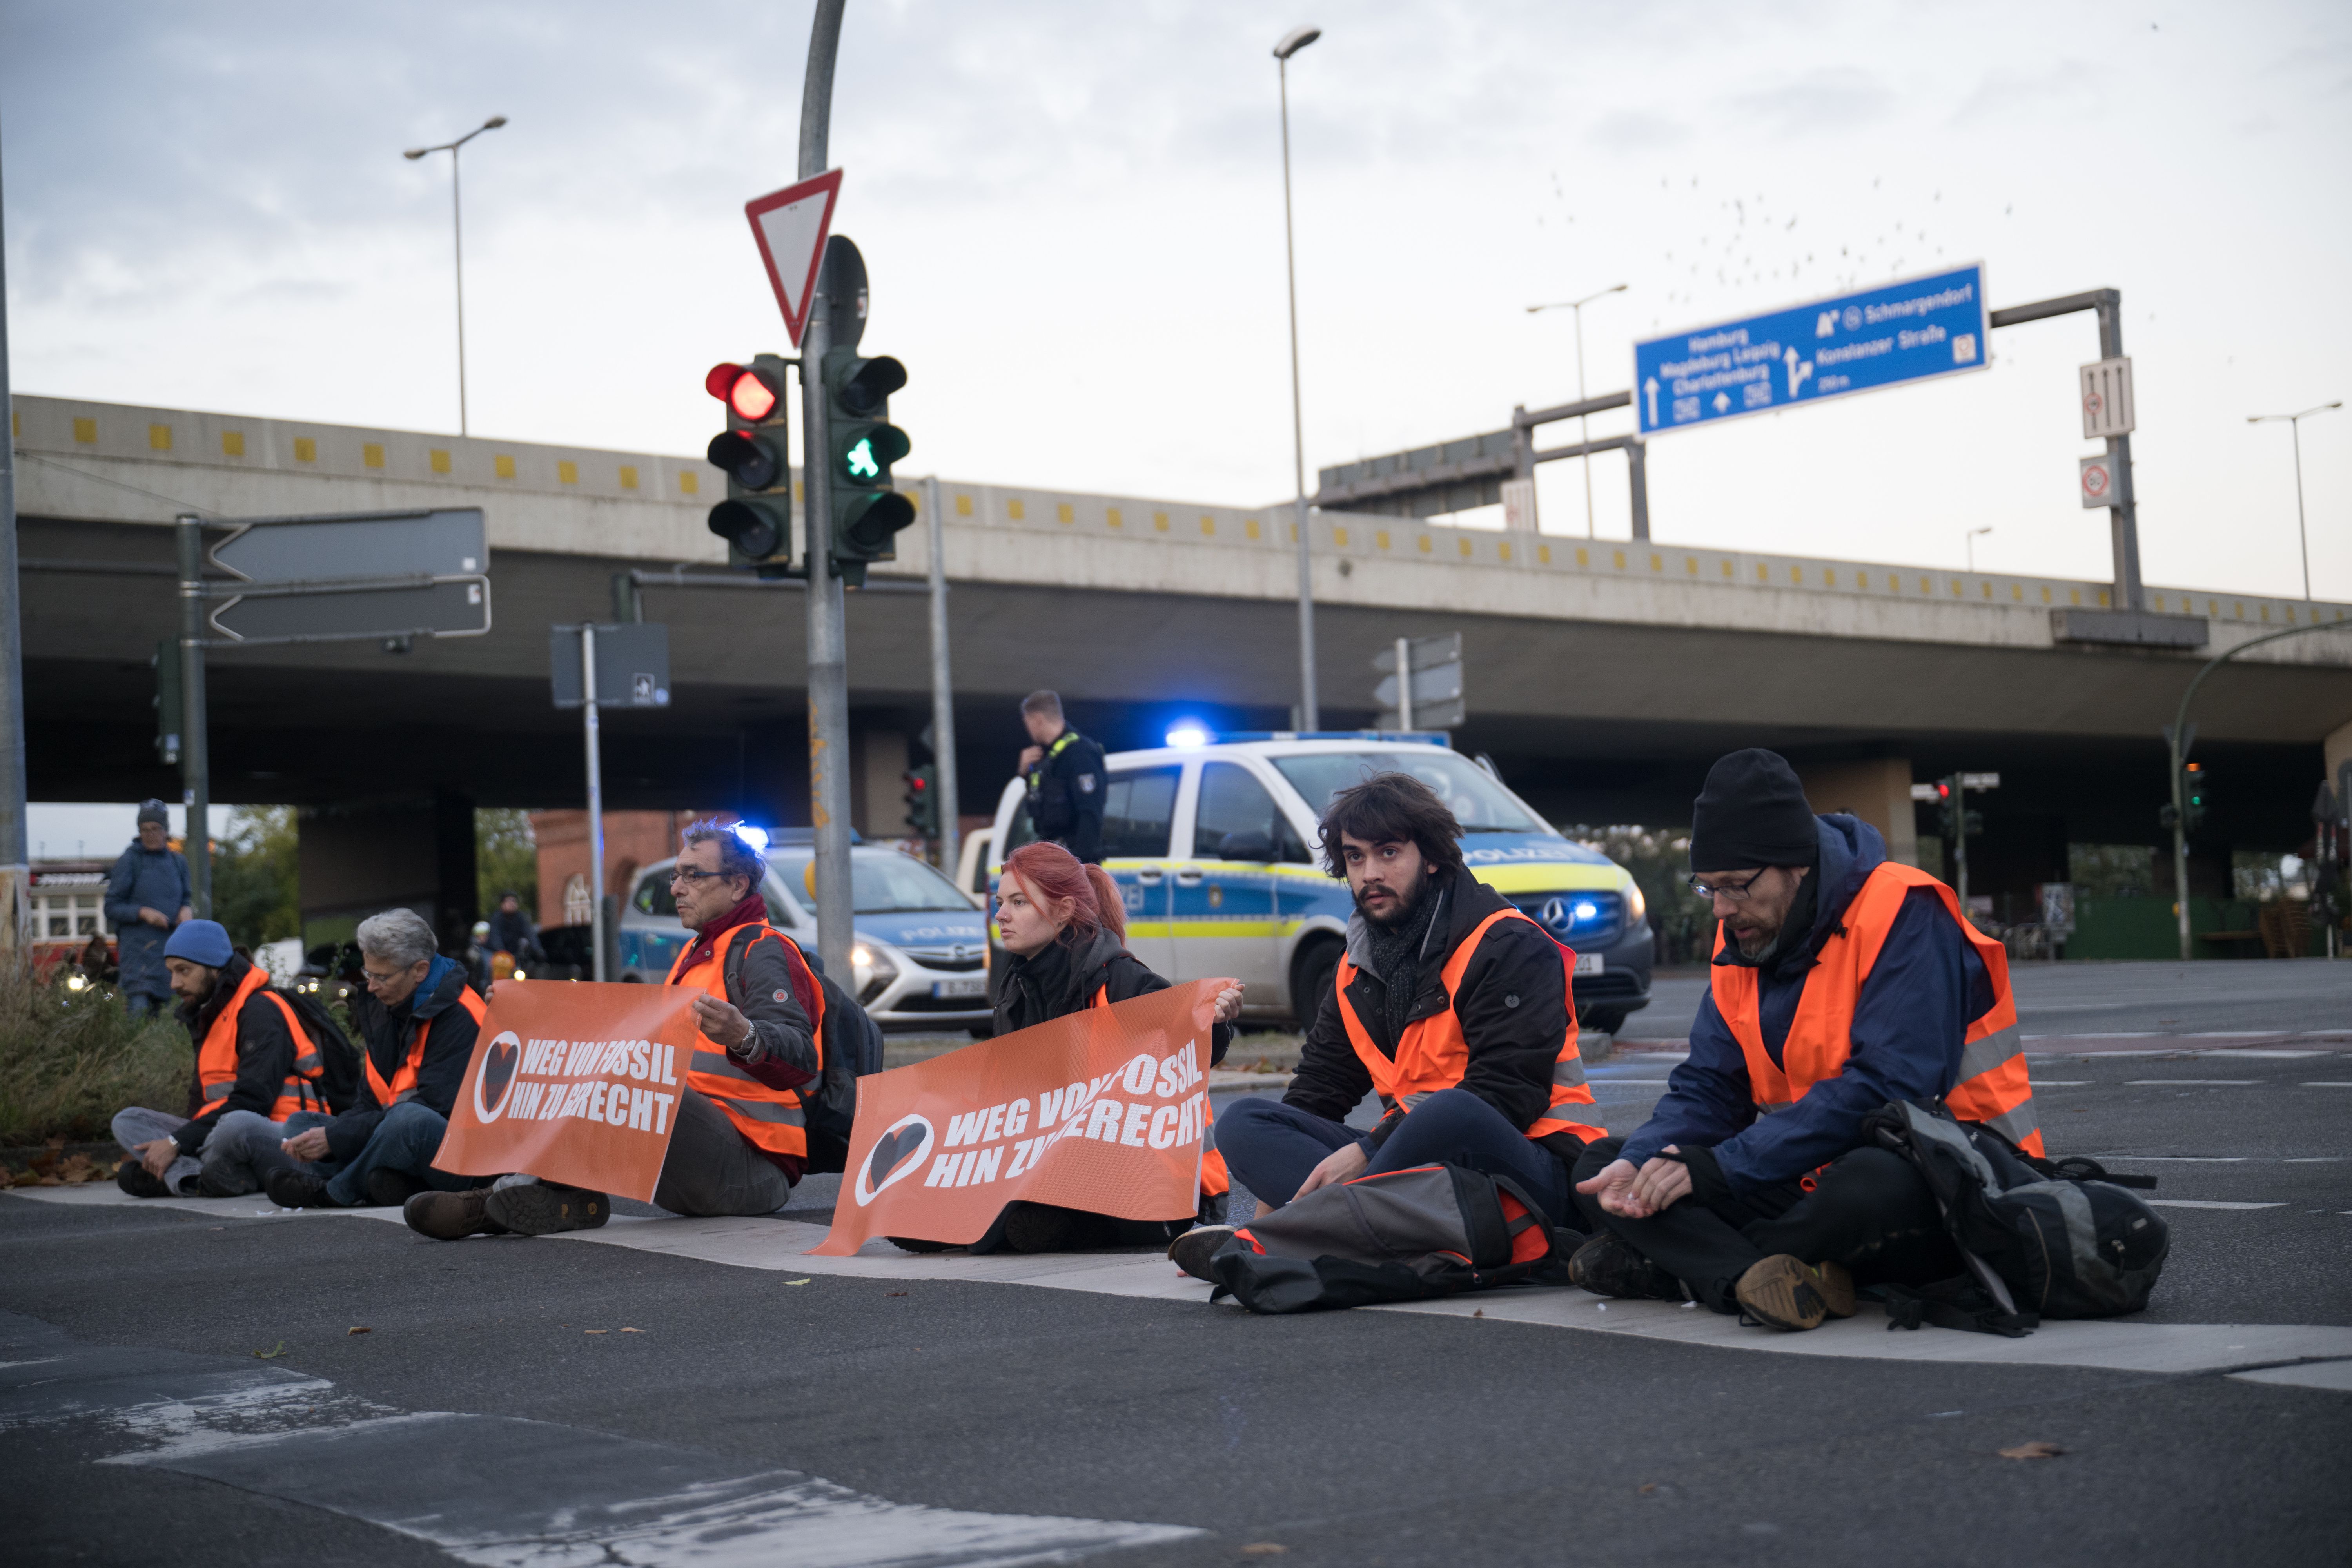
[{"x1": 744, "y1": 169, "x2": 843, "y2": 347}]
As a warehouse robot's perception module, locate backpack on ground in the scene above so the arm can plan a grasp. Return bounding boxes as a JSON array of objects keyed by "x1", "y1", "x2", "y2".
[
  {"x1": 1207, "y1": 1163, "x2": 1583, "y2": 1314},
  {"x1": 1862, "y1": 1098, "x2": 2168, "y2": 1337},
  {"x1": 273, "y1": 987, "x2": 363, "y2": 1115}
]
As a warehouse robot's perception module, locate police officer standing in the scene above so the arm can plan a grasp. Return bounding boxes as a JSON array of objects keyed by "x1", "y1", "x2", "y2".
[
  {"x1": 105, "y1": 800, "x2": 193, "y2": 1017},
  {"x1": 1017, "y1": 691, "x2": 1108, "y2": 864}
]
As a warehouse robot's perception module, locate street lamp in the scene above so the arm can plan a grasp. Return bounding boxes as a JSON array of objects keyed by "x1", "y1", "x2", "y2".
[
  {"x1": 1275, "y1": 24, "x2": 1321, "y2": 730},
  {"x1": 2248, "y1": 401, "x2": 2342, "y2": 601},
  {"x1": 403, "y1": 115, "x2": 508, "y2": 436},
  {"x1": 1527, "y1": 282, "x2": 1627, "y2": 539},
  {"x1": 1965, "y1": 525, "x2": 1992, "y2": 572}
]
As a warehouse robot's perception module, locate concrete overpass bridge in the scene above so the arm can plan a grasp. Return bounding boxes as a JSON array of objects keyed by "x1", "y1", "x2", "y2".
[{"x1": 15, "y1": 392, "x2": 2351, "y2": 936}]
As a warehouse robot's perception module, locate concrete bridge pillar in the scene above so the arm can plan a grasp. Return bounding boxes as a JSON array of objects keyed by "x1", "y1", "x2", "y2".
[
  {"x1": 298, "y1": 795, "x2": 477, "y2": 954},
  {"x1": 1795, "y1": 758, "x2": 1918, "y2": 867}
]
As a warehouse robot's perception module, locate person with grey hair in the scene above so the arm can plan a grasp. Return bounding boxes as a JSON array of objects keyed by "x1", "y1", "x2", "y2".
[
  {"x1": 1018, "y1": 690, "x2": 1107, "y2": 864},
  {"x1": 207, "y1": 906, "x2": 491, "y2": 1212}
]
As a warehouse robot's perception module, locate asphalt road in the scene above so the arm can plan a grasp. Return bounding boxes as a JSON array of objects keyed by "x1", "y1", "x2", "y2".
[{"x1": 6, "y1": 967, "x2": 2349, "y2": 1567}]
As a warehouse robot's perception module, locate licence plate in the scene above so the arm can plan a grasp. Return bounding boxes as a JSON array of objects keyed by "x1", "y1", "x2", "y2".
[
  {"x1": 932, "y1": 977, "x2": 987, "y2": 998},
  {"x1": 1573, "y1": 952, "x2": 1605, "y2": 976}
]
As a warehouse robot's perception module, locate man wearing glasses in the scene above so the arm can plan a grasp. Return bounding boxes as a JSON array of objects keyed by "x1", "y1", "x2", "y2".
[
  {"x1": 415, "y1": 820, "x2": 864, "y2": 1239},
  {"x1": 1570, "y1": 748, "x2": 2032, "y2": 1332},
  {"x1": 235, "y1": 908, "x2": 488, "y2": 1213}
]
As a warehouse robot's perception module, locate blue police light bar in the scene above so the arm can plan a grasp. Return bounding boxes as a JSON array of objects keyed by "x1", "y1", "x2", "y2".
[
  {"x1": 1213, "y1": 730, "x2": 1452, "y2": 746},
  {"x1": 729, "y1": 823, "x2": 771, "y2": 853},
  {"x1": 750, "y1": 826, "x2": 865, "y2": 847},
  {"x1": 1165, "y1": 724, "x2": 1213, "y2": 749}
]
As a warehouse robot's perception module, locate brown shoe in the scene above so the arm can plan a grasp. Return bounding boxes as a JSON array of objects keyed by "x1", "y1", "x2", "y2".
[
  {"x1": 403, "y1": 1187, "x2": 508, "y2": 1241},
  {"x1": 484, "y1": 1181, "x2": 608, "y2": 1236},
  {"x1": 1735, "y1": 1255, "x2": 1856, "y2": 1331}
]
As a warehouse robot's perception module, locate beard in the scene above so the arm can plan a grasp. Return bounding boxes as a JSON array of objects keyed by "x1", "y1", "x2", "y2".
[{"x1": 1354, "y1": 861, "x2": 1429, "y2": 927}]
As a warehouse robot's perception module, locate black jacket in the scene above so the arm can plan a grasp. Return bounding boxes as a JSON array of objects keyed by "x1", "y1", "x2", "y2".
[
  {"x1": 172, "y1": 954, "x2": 299, "y2": 1156},
  {"x1": 1284, "y1": 865, "x2": 1580, "y2": 1163},
  {"x1": 325, "y1": 955, "x2": 481, "y2": 1162},
  {"x1": 994, "y1": 924, "x2": 1230, "y2": 1064},
  {"x1": 1024, "y1": 728, "x2": 1109, "y2": 864}
]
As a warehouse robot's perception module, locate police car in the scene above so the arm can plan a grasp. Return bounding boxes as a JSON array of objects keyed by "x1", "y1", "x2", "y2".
[
  {"x1": 987, "y1": 732, "x2": 1653, "y2": 1033},
  {"x1": 615, "y1": 831, "x2": 993, "y2": 1030}
]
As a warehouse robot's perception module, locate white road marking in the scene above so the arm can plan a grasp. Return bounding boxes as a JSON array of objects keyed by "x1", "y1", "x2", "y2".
[
  {"x1": 2031, "y1": 1081, "x2": 2091, "y2": 1087},
  {"x1": 2125, "y1": 1080, "x2": 2261, "y2": 1086},
  {"x1": 2098, "y1": 1156, "x2": 2247, "y2": 1162},
  {"x1": 2229, "y1": 1359, "x2": 2352, "y2": 1394},
  {"x1": 15, "y1": 1186, "x2": 2350, "y2": 1380},
  {"x1": 2144, "y1": 1201, "x2": 2285, "y2": 1210},
  {"x1": 2303, "y1": 1082, "x2": 2352, "y2": 1089}
]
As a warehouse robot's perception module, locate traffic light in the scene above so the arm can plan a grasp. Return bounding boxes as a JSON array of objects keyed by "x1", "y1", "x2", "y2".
[
  {"x1": 822, "y1": 348, "x2": 914, "y2": 585},
  {"x1": 2183, "y1": 762, "x2": 2209, "y2": 832},
  {"x1": 1934, "y1": 780, "x2": 1957, "y2": 841},
  {"x1": 901, "y1": 765, "x2": 937, "y2": 838},
  {"x1": 704, "y1": 356, "x2": 793, "y2": 575}
]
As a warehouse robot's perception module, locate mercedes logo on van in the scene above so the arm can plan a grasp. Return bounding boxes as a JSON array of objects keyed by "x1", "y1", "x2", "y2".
[{"x1": 1541, "y1": 897, "x2": 1567, "y2": 929}]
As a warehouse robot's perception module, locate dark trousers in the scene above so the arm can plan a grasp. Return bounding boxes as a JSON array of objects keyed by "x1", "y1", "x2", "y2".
[
  {"x1": 1216, "y1": 1088, "x2": 1577, "y2": 1228},
  {"x1": 1571, "y1": 1136, "x2": 1960, "y2": 1314}
]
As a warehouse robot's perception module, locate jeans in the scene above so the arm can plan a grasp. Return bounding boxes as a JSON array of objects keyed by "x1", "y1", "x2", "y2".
[
  {"x1": 1215, "y1": 1088, "x2": 1579, "y2": 1228},
  {"x1": 124, "y1": 991, "x2": 169, "y2": 1020},
  {"x1": 648, "y1": 1087, "x2": 794, "y2": 1217},
  {"x1": 111, "y1": 1105, "x2": 251, "y2": 1196},
  {"x1": 207, "y1": 1103, "x2": 477, "y2": 1207},
  {"x1": 1570, "y1": 1136, "x2": 1961, "y2": 1313}
]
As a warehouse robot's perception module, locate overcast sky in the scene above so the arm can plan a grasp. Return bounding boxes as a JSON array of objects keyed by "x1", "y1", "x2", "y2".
[{"x1": 4, "y1": 0, "x2": 2348, "y2": 598}]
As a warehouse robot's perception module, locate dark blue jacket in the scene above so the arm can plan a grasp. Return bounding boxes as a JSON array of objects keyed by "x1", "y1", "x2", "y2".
[
  {"x1": 106, "y1": 841, "x2": 192, "y2": 997},
  {"x1": 1621, "y1": 815, "x2": 1992, "y2": 1194},
  {"x1": 324, "y1": 955, "x2": 481, "y2": 1162}
]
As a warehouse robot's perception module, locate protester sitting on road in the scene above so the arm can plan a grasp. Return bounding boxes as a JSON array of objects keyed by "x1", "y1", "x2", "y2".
[
  {"x1": 1178, "y1": 773, "x2": 1605, "y2": 1278},
  {"x1": 1568, "y1": 748, "x2": 2035, "y2": 1332},
  {"x1": 104, "y1": 800, "x2": 192, "y2": 1018},
  {"x1": 1017, "y1": 690, "x2": 1109, "y2": 865},
  {"x1": 487, "y1": 891, "x2": 541, "y2": 966},
  {"x1": 891, "y1": 842, "x2": 1241, "y2": 1256},
  {"x1": 111, "y1": 919, "x2": 333, "y2": 1198},
  {"x1": 419, "y1": 820, "x2": 866, "y2": 1240},
  {"x1": 196, "y1": 909, "x2": 488, "y2": 1215}
]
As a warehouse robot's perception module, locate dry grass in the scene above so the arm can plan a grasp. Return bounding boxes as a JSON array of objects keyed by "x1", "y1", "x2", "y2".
[{"x1": 0, "y1": 961, "x2": 189, "y2": 1146}]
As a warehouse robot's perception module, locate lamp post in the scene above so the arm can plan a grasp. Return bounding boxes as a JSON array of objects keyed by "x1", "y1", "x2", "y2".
[
  {"x1": 2248, "y1": 401, "x2": 2342, "y2": 601},
  {"x1": 1965, "y1": 526, "x2": 1992, "y2": 572},
  {"x1": 1275, "y1": 24, "x2": 1321, "y2": 730},
  {"x1": 403, "y1": 115, "x2": 508, "y2": 436},
  {"x1": 1527, "y1": 282, "x2": 1627, "y2": 538}
]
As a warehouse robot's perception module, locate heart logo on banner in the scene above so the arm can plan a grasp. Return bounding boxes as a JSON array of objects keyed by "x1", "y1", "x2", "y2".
[
  {"x1": 854, "y1": 1114, "x2": 935, "y2": 1207},
  {"x1": 474, "y1": 1031, "x2": 523, "y2": 1122}
]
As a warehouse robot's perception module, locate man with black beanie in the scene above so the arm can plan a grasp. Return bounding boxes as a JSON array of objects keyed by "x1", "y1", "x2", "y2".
[{"x1": 1568, "y1": 749, "x2": 2039, "y2": 1332}]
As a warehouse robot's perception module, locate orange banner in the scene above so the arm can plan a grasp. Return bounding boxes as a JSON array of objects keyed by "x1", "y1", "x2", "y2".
[
  {"x1": 434, "y1": 980, "x2": 705, "y2": 1203},
  {"x1": 810, "y1": 979, "x2": 1226, "y2": 1255}
]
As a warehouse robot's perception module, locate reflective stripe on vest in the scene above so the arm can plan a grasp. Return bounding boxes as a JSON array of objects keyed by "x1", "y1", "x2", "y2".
[
  {"x1": 665, "y1": 922, "x2": 824, "y2": 1160},
  {"x1": 365, "y1": 985, "x2": 488, "y2": 1108},
  {"x1": 195, "y1": 966, "x2": 330, "y2": 1123},
  {"x1": 1708, "y1": 860, "x2": 2041, "y2": 1157},
  {"x1": 1331, "y1": 907, "x2": 1605, "y2": 1145}
]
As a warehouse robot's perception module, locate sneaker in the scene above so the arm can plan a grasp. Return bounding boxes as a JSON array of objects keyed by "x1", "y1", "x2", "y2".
[
  {"x1": 116, "y1": 1161, "x2": 169, "y2": 1199},
  {"x1": 1167, "y1": 1224, "x2": 1238, "y2": 1283},
  {"x1": 485, "y1": 1182, "x2": 608, "y2": 1236},
  {"x1": 364, "y1": 1169, "x2": 428, "y2": 1208},
  {"x1": 1567, "y1": 1232, "x2": 1685, "y2": 1301},
  {"x1": 1734, "y1": 1254, "x2": 1856, "y2": 1332},
  {"x1": 999, "y1": 1201, "x2": 1118, "y2": 1254},
  {"x1": 403, "y1": 1187, "x2": 508, "y2": 1241},
  {"x1": 265, "y1": 1169, "x2": 335, "y2": 1210}
]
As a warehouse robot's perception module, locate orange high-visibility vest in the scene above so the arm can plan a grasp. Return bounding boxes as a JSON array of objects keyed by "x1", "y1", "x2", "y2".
[
  {"x1": 666, "y1": 921, "x2": 825, "y2": 1161},
  {"x1": 194, "y1": 965, "x2": 328, "y2": 1122},
  {"x1": 1332, "y1": 907, "x2": 1605, "y2": 1145},
  {"x1": 1091, "y1": 981, "x2": 1230, "y2": 1197},
  {"x1": 365, "y1": 985, "x2": 489, "y2": 1108},
  {"x1": 1709, "y1": 861, "x2": 2041, "y2": 1156}
]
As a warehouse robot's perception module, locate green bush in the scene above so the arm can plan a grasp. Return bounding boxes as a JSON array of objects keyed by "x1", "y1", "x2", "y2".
[{"x1": 0, "y1": 961, "x2": 189, "y2": 1146}]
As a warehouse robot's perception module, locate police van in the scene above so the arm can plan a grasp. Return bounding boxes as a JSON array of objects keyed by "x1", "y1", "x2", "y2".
[{"x1": 987, "y1": 733, "x2": 1653, "y2": 1033}]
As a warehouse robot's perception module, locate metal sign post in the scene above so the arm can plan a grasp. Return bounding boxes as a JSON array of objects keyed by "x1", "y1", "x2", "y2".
[
  {"x1": 1372, "y1": 633, "x2": 1464, "y2": 730},
  {"x1": 175, "y1": 515, "x2": 212, "y2": 915},
  {"x1": 550, "y1": 622, "x2": 670, "y2": 982},
  {"x1": 580, "y1": 625, "x2": 605, "y2": 982},
  {"x1": 923, "y1": 474, "x2": 960, "y2": 878}
]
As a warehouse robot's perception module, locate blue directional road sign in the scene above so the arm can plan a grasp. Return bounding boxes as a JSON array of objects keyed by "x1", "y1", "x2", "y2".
[{"x1": 1634, "y1": 264, "x2": 1989, "y2": 437}]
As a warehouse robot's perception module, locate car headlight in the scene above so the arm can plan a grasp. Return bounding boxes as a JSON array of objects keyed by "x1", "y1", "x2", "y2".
[
  {"x1": 851, "y1": 942, "x2": 900, "y2": 996},
  {"x1": 1624, "y1": 879, "x2": 1647, "y2": 924}
]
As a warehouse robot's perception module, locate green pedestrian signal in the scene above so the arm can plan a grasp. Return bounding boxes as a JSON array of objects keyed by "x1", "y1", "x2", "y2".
[{"x1": 821, "y1": 348, "x2": 914, "y2": 585}]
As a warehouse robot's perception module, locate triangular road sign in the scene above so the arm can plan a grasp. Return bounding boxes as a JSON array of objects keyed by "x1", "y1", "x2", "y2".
[{"x1": 744, "y1": 169, "x2": 843, "y2": 348}]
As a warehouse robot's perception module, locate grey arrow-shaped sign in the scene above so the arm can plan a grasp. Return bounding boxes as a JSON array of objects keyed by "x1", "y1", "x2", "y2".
[
  {"x1": 1373, "y1": 661, "x2": 1464, "y2": 710},
  {"x1": 1371, "y1": 632, "x2": 1461, "y2": 675},
  {"x1": 210, "y1": 508, "x2": 486, "y2": 583},
  {"x1": 209, "y1": 578, "x2": 490, "y2": 644}
]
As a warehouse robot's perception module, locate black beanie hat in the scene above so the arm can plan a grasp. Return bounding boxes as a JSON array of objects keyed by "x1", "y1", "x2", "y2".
[
  {"x1": 1689, "y1": 750, "x2": 1819, "y2": 872},
  {"x1": 136, "y1": 798, "x2": 169, "y2": 827}
]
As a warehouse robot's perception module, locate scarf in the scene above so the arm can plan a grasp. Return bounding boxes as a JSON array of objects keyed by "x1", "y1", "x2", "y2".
[{"x1": 1364, "y1": 880, "x2": 1441, "y2": 1044}]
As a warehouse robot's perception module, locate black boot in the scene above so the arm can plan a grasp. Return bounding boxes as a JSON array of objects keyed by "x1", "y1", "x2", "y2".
[
  {"x1": 116, "y1": 1161, "x2": 169, "y2": 1199},
  {"x1": 404, "y1": 1187, "x2": 508, "y2": 1241},
  {"x1": 364, "y1": 1169, "x2": 429, "y2": 1208},
  {"x1": 1000, "y1": 1201, "x2": 1118, "y2": 1254},
  {"x1": 484, "y1": 1181, "x2": 608, "y2": 1236},
  {"x1": 265, "y1": 1169, "x2": 336, "y2": 1210}
]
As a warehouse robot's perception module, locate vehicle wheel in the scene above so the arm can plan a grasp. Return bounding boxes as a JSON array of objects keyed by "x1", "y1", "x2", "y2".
[
  {"x1": 1289, "y1": 938, "x2": 1342, "y2": 1027},
  {"x1": 619, "y1": 973, "x2": 643, "y2": 984},
  {"x1": 1580, "y1": 1007, "x2": 1627, "y2": 1036}
]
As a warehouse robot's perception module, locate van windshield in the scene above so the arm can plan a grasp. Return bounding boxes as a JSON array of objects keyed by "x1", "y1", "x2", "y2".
[
  {"x1": 766, "y1": 851, "x2": 977, "y2": 914},
  {"x1": 1271, "y1": 751, "x2": 1550, "y2": 834}
]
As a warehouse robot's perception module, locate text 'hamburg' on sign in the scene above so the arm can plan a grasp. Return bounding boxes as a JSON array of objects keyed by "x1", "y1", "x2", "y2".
[{"x1": 1634, "y1": 264, "x2": 1990, "y2": 436}]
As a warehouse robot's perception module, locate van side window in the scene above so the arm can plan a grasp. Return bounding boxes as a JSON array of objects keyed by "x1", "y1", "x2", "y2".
[
  {"x1": 1100, "y1": 767, "x2": 1180, "y2": 858},
  {"x1": 1194, "y1": 763, "x2": 1311, "y2": 862},
  {"x1": 633, "y1": 872, "x2": 677, "y2": 917}
]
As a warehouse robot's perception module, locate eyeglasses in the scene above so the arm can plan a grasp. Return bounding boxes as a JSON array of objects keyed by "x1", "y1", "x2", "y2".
[
  {"x1": 361, "y1": 965, "x2": 412, "y2": 987},
  {"x1": 1686, "y1": 871, "x2": 1770, "y2": 902},
  {"x1": 668, "y1": 867, "x2": 729, "y2": 886}
]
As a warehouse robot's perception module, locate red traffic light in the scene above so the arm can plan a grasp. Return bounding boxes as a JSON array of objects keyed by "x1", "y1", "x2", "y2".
[
  {"x1": 1936, "y1": 782, "x2": 1952, "y2": 800},
  {"x1": 705, "y1": 362, "x2": 780, "y2": 422}
]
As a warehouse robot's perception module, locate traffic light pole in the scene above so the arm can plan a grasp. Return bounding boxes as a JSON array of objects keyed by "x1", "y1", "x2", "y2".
[
  {"x1": 0, "y1": 137, "x2": 27, "y2": 948},
  {"x1": 580, "y1": 624, "x2": 606, "y2": 982},
  {"x1": 923, "y1": 474, "x2": 960, "y2": 879},
  {"x1": 798, "y1": 0, "x2": 855, "y2": 983},
  {"x1": 1951, "y1": 773, "x2": 1968, "y2": 914},
  {"x1": 175, "y1": 515, "x2": 212, "y2": 917}
]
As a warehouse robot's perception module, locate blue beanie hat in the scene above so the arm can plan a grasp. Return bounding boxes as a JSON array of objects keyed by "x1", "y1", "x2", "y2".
[{"x1": 163, "y1": 919, "x2": 234, "y2": 968}]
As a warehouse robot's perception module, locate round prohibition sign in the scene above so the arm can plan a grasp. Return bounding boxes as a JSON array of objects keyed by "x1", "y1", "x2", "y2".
[{"x1": 2082, "y1": 463, "x2": 2112, "y2": 499}]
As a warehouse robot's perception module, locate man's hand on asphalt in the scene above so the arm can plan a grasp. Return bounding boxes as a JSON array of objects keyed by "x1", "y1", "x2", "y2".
[
  {"x1": 692, "y1": 993, "x2": 753, "y2": 1051},
  {"x1": 1212, "y1": 985, "x2": 1243, "y2": 1024},
  {"x1": 1295, "y1": 1141, "x2": 1369, "y2": 1198},
  {"x1": 136, "y1": 1139, "x2": 178, "y2": 1180},
  {"x1": 281, "y1": 1128, "x2": 330, "y2": 1162},
  {"x1": 1017, "y1": 744, "x2": 1044, "y2": 772},
  {"x1": 138, "y1": 907, "x2": 169, "y2": 928}
]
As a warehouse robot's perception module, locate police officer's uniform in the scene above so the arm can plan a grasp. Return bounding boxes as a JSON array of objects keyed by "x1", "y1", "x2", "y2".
[{"x1": 1024, "y1": 728, "x2": 1109, "y2": 863}]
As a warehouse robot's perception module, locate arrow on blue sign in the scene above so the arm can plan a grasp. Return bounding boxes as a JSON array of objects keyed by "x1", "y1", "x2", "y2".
[{"x1": 1633, "y1": 264, "x2": 1990, "y2": 437}]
